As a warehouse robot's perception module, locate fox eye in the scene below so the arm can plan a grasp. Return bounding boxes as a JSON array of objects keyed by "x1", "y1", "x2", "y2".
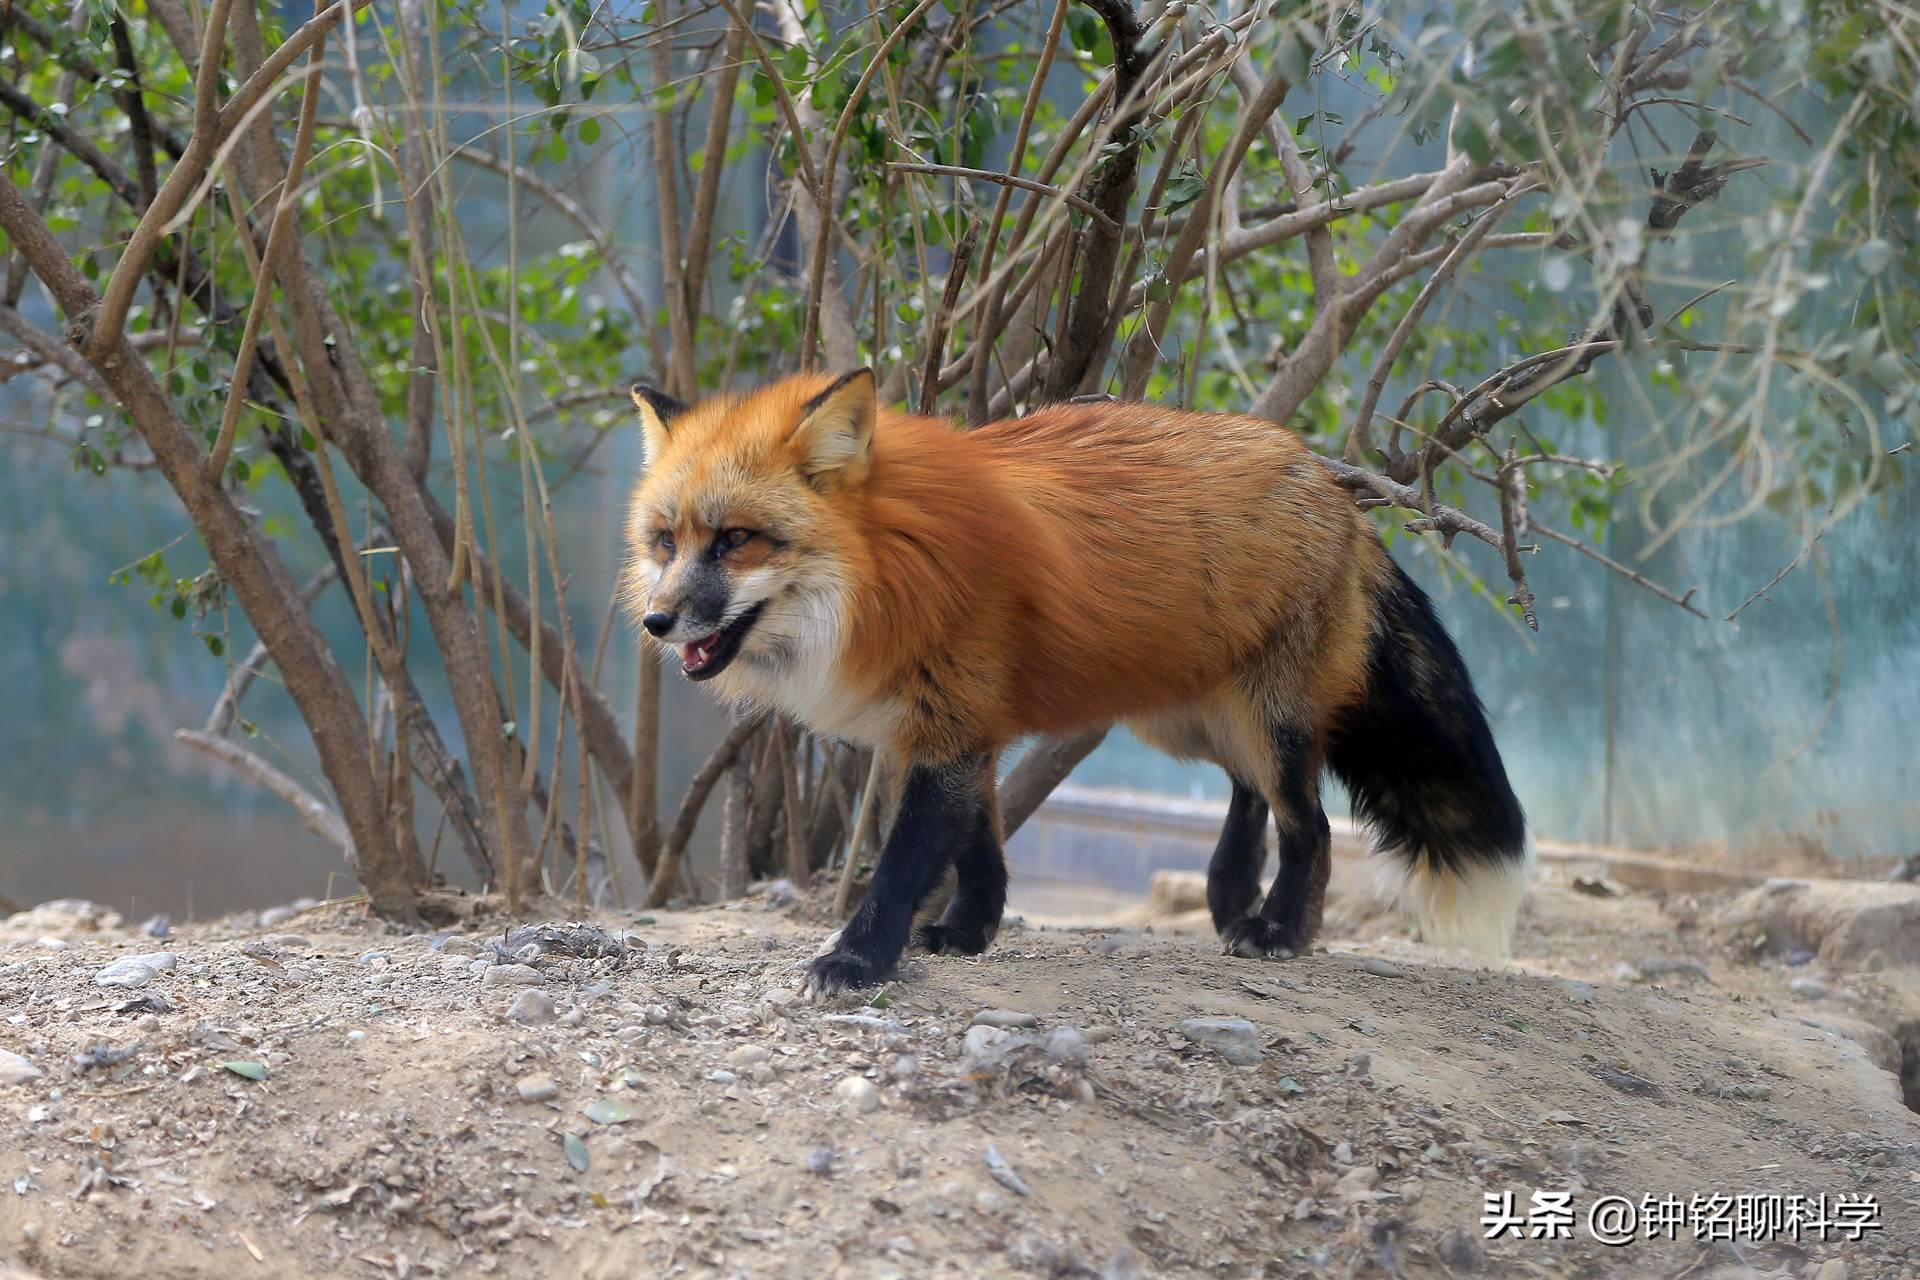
[{"x1": 718, "y1": 527, "x2": 755, "y2": 551}]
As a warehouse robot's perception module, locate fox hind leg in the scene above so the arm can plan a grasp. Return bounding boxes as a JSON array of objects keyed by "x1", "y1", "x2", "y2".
[
  {"x1": 916, "y1": 801, "x2": 1006, "y2": 956},
  {"x1": 1206, "y1": 780, "x2": 1270, "y2": 932},
  {"x1": 1220, "y1": 726, "x2": 1331, "y2": 960}
]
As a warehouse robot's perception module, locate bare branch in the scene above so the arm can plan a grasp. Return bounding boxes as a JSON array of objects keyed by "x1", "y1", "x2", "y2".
[
  {"x1": 646, "y1": 710, "x2": 769, "y2": 908},
  {"x1": 176, "y1": 729, "x2": 353, "y2": 857}
]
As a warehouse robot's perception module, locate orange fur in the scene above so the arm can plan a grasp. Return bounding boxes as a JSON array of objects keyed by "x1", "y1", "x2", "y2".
[{"x1": 624, "y1": 371, "x2": 1386, "y2": 774}]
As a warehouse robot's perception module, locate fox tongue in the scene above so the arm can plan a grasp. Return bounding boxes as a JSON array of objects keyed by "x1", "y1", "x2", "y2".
[{"x1": 681, "y1": 634, "x2": 719, "y2": 670}]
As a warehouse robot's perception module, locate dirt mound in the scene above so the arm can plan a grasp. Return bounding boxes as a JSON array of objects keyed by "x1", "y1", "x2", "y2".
[{"x1": 1, "y1": 870, "x2": 1916, "y2": 1278}]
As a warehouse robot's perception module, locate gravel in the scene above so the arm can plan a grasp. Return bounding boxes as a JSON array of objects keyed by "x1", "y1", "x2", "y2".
[{"x1": 1174, "y1": 1016, "x2": 1262, "y2": 1065}]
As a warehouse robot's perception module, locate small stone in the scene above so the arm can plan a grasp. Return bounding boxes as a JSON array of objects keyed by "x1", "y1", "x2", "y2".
[
  {"x1": 265, "y1": 934, "x2": 312, "y2": 952},
  {"x1": 726, "y1": 1044, "x2": 771, "y2": 1069},
  {"x1": 835, "y1": 1076, "x2": 880, "y2": 1114},
  {"x1": 481, "y1": 963, "x2": 543, "y2": 987},
  {"x1": 507, "y1": 990, "x2": 556, "y2": 1025},
  {"x1": 95, "y1": 952, "x2": 178, "y2": 989},
  {"x1": 970, "y1": 1009, "x2": 1038, "y2": 1030},
  {"x1": 358, "y1": 951, "x2": 390, "y2": 966},
  {"x1": 435, "y1": 935, "x2": 482, "y2": 956},
  {"x1": 138, "y1": 914, "x2": 171, "y2": 939},
  {"x1": 346, "y1": 1030, "x2": 367, "y2": 1046},
  {"x1": 258, "y1": 905, "x2": 298, "y2": 928},
  {"x1": 1045, "y1": 1027, "x2": 1089, "y2": 1066},
  {"x1": 1557, "y1": 979, "x2": 1598, "y2": 1006},
  {"x1": 1331, "y1": 1141, "x2": 1353, "y2": 1164},
  {"x1": 517, "y1": 1075, "x2": 559, "y2": 1103},
  {"x1": 1174, "y1": 1017, "x2": 1262, "y2": 1065},
  {"x1": 963, "y1": 1025, "x2": 1010, "y2": 1058},
  {"x1": 1439, "y1": 1228, "x2": 1483, "y2": 1272},
  {"x1": 1788, "y1": 976, "x2": 1829, "y2": 1001},
  {"x1": 0, "y1": 1050, "x2": 43, "y2": 1086},
  {"x1": 704, "y1": 1069, "x2": 738, "y2": 1085},
  {"x1": 806, "y1": 1146, "x2": 835, "y2": 1175},
  {"x1": 1359, "y1": 957, "x2": 1405, "y2": 978},
  {"x1": 1812, "y1": 1259, "x2": 1849, "y2": 1280}
]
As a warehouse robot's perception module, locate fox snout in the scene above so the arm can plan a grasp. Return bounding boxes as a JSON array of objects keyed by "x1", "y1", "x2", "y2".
[{"x1": 642, "y1": 561, "x2": 731, "y2": 644}]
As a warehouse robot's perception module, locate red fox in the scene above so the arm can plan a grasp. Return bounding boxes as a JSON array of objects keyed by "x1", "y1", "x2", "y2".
[{"x1": 624, "y1": 369, "x2": 1528, "y2": 995}]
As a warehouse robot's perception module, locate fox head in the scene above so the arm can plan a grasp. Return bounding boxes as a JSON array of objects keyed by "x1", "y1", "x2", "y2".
[{"x1": 622, "y1": 368, "x2": 876, "y2": 689}]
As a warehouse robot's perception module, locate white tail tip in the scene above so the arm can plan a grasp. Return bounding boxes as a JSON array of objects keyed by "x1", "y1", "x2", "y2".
[{"x1": 1383, "y1": 847, "x2": 1533, "y2": 958}]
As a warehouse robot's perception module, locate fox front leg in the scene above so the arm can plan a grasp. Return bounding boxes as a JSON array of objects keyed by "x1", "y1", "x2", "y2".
[{"x1": 803, "y1": 755, "x2": 987, "y2": 998}]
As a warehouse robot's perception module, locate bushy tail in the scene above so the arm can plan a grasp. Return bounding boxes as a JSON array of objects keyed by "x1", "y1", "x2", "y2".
[{"x1": 1326, "y1": 556, "x2": 1530, "y2": 955}]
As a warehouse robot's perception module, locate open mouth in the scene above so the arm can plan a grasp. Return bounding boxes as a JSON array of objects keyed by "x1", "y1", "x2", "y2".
[{"x1": 678, "y1": 602, "x2": 765, "y2": 682}]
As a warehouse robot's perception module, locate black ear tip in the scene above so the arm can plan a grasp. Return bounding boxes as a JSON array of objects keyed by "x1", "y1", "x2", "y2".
[{"x1": 631, "y1": 382, "x2": 688, "y2": 419}]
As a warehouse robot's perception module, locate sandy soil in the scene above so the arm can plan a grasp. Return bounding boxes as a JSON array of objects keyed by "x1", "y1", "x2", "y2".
[{"x1": 1, "y1": 863, "x2": 1916, "y2": 1280}]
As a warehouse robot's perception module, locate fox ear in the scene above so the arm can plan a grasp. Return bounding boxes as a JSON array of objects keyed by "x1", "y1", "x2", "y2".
[
  {"x1": 631, "y1": 383, "x2": 686, "y2": 464},
  {"x1": 790, "y1": 368, "x2": 876, "y2": 489}
]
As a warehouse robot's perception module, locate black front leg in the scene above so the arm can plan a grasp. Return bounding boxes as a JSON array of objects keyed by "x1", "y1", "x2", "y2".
[{"x1": 804, "y1": 755, "x2": 986, "y2": 997}]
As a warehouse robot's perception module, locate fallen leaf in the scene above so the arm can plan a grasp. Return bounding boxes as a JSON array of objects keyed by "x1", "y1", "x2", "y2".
[{"x1": 221, "y1": 1061, "x2": 268, "y2": 1081}]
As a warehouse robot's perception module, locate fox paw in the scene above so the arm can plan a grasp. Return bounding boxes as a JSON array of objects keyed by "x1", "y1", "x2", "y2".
[
  {"x1": 802, "y1": 950, "x2": 883, "y2": 1000},
  {"x1": 915, "y1": 921, "x2": 995, "y2": 956},
  {"x1": 1221, "y1": 917, "x2": 1307, "y2": 960}
]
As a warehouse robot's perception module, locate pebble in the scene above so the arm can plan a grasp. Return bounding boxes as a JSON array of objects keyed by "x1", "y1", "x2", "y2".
[
  {"x1": 95, "y1": 952, "x2": 178, "y2": 989},
  {"x1": 516, "y1": 1076, "x2": 559, "y2": 1103},
  {"x1": 1788, "y1": 977, "x2": 1829, "y2": 1001},
  {"x1": 705, "y1": 1069, "x2": 738, "y2": 1085},
  {"x1": 806, "y1": 1146, "x2": 835, "y2": 1175},
  {"x1": 507, "y1": 991, "x2": 557, "y2": 1025},
  {"x1": 1557, "y1": 979, "x2": 1598, "y2": 1006},
  {"x1": 1359, "y1": 957, "x2": 1406, "y2": 979},
  {"x1": 726, "y1": 1045, "x2": 771, "y2": 1069},
  {"x1": 835, "y1": 1076, "x2": 880, "y2": 1114},
  {"x1": 138, "y1": 914, "x2": 171, "y2": 939},
  {"x1": 435, "y1": 936, "x2": 482, "y2": 956},
  {"x1": 481, "y1": 963, "x2": 543, "y2": 987},
  {"x1": 970, "y1": 1009, "x2": 1039, "y2": 1030},
  {"x1": 347, "y1": 1030, "x2": 367, "y2": 1045},
  {"x1": 265, "y1": 934, "x2": 313, "y2": 952},
  {"x1": 0, "y1": 1050, "x2": 43, "y2": 1086},
  {"x1": 1174, "y1": 1017, "x2": 1262, "y2": 1065}
]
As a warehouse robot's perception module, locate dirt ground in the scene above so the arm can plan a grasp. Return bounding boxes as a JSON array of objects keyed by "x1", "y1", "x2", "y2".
[{"x1": 2, "y1": 857, "x2": 1917, "y2": 1280}]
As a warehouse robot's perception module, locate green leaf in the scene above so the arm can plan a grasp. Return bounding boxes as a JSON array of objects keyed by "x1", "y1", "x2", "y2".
[
  {"x1": 1161, "y1": 160, "x2": 1207, "y2": 213},
  {"x1": 222, "y1": 1060, "x2": 268, "y2": 1081},
  {"x1": 1278, "y1": 1076, "x2": 1305, "y2": 1094},
  {"x1": 563, "y1": 1132, "x2": 590, "y2": 1172}
]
